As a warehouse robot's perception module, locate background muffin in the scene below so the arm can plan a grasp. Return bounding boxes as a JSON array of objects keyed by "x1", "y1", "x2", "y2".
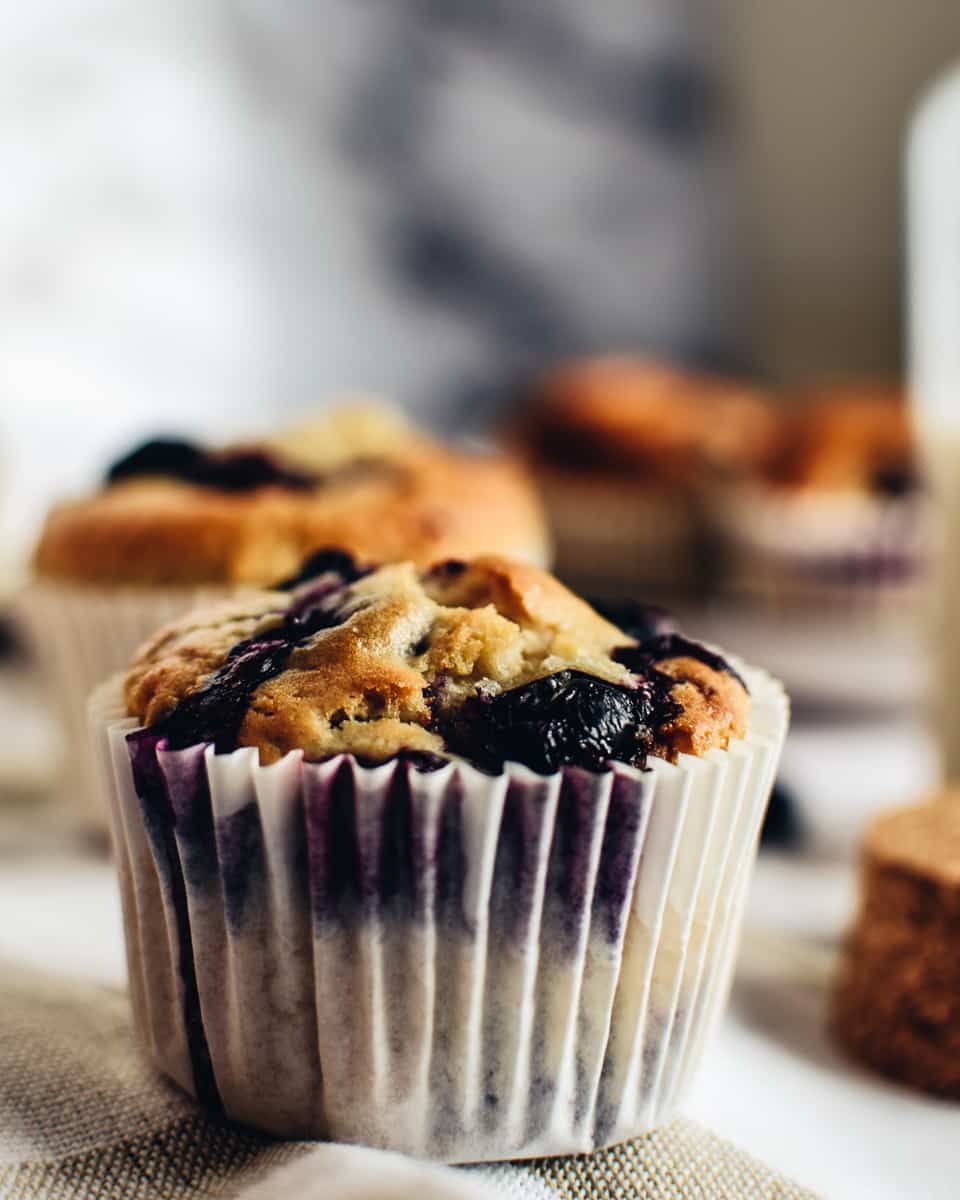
[
  {"x1": 21, "y1": 405, "x2": 549, "y2": 833},
  {"x1": 515, "y1": 356, "x2": 776, "y2": 601},
  {"x1": 36, "y1": 405, "x2": 549, "y2": 585},
  {"x1": 700, "y1": 381, "x2": 931, "y2": 711},
  {"x1": 714, "y1": 382, "x2": 929, "y2": 610},
  {"x1": 94, "y1": 553, "x2": 788, "y2": 1159}
]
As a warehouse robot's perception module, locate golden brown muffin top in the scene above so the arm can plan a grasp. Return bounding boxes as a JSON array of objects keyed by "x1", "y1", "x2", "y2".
[
  {"x1": 764, "y1": 382, "x2": 918, "y2": 494},
  {"x1": 125, "y1": 554, "x2": 749, "y2": 772},
  {"x1": 33, "y1": 407, "x2": 550, "y2": 586},
  {"x1": 863, "y1": 796, "x2": 960, "y2": 889},
  {"x1": 519, "y1": 356, "x2": 778, "y2": 485}
]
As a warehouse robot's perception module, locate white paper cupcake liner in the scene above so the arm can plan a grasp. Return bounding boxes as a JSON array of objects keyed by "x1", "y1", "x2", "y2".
[
  {"x1": 90, "y1": 664, "x2": 788, "y2": 1163},
  {"x1": 16, "y1": 581, "x2": 236, "y2": 832}
]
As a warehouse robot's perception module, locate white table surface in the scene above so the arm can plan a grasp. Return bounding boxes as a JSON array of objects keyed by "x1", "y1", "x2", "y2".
[{"x1": 0, "y1": 692, "x2": 955, "y2": 1200}]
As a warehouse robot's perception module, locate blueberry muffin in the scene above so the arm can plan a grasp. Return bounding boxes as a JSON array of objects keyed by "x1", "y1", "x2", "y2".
[
  {"x1": 36, "y1": 407, "x2": 549, "y2": 585},
  {"x1": 716, "y1": 382, "x2": 929, "y2": 607},
  {"x1": 93, "y1": 553, "x2": 788, "y2": 1160},
  {"x1": 23, "y1": 405, "x2": 548, "y2": 831},
  {"x1": 515, "y1": 356, "x2": 776, "y2": 599},
  {"x1": 832, "y1": 796, "x2": 960, "y2": 1098}
]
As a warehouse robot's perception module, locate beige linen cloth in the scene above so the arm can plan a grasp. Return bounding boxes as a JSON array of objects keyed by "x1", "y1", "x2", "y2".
[{"x1": 0, "y1": 961, "x2": 814, "y2": 1200}]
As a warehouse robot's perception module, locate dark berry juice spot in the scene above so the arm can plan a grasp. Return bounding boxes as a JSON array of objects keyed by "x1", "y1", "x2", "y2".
[
  {"x1": 144, "y1": 567, "x2": 362, "y2": 752},
  {"x1": 615, "y1": 634, "x2": 746, "y2": 691},
  {"x1": 275, "y1": 549, "x2": 368, "y2": 591},
  {"x1": 107, "y1": 438, "x2": 207, "y2": 485},
  {"x1": 435, "y1": 669, "x2": 678, "y2": 775},
  {"x1": 156, "y1": 636, "x2": 293, "y2": 751},
  {"x1": 590, "y1": 598, "x2": 674, "y2": 642},
  {"x1": 427, "y1": 559, "x2": 468, "y2": 580}
]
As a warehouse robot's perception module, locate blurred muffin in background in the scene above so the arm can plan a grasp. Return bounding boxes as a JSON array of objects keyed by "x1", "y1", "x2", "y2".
[
  {"x1": 22, "y1": 403, "x2": 549, "y2": 832},
  {"x1": 514, "y1": 356, "x2": 776, "y2": 601},
  {"x1": 36, "y1": 404, "x2": 548, "y2": 585},
  {"x1": 714, "y1": 382, "x2": 930, "y2": 612}
]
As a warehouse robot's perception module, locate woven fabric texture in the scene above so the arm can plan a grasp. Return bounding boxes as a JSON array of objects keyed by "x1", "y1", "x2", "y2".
[{"x1": 0, "y1": 962, "x2": 815, "y2": 1199}]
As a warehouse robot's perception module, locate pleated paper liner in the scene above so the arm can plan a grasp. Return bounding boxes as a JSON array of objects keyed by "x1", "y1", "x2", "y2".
[
  {"x1": 16, "y1": 581, "x2": 239, "y2": 833},
  {"x1": 90, "y1": 664, "x2": 788, "y2": 1163}
]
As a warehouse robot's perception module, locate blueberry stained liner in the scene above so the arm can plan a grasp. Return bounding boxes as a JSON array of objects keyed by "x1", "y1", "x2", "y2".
[{"x1": 97, "y1": 655, "x2": 787, "y2": 1156}]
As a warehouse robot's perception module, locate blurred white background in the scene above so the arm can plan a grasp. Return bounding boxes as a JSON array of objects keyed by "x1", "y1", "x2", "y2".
[{"x1": 2, "y1": 1, "x2": 960, "y2": 567}]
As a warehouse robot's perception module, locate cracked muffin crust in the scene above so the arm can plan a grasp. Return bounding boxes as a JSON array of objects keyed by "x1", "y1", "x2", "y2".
[
  {"x1": 34, "y1": 407, "x2": 549, "y2": 586},
  {"x1": 125, "y1": 553, "x2": 750, "y2": 772}
]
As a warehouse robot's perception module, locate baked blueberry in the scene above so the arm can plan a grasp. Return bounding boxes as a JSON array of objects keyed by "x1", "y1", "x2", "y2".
[
  {"x1": 589, "y1": 599, "x2": 673, "y2": 643},
  {"x1": 275, "y1": 549, "x2": 369, "y2": 591},
  {"x1": 435, "y1": 669, "x2": 678, "y2": 774},
  {"x1": 615, "y1": 634, "x2": 746, "y2": 690},
  {"x1": 107, "y1": 438, "x2": 315, "y2": 493},
  {"x1": 106, "y1": 438, "x2": 207, "y2": 485}
]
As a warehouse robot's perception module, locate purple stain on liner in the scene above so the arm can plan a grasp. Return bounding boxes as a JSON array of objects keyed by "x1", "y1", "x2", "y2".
[
  {"x1": 521, "y1": 771, "x2": 606, "y2": 1134},
  {"x1": 545, "y1": 769, "x2": 604, "y2": 956},
  {"x1": 372, "y1": 765, "x2": 416, "y2": 920},
  {"x1": 125, "y1": 730, "x2": 221, "y2": 1110},
  {"x1": 157, "y1": 742, "x2": 220, "y2": 897},
  {"x1": 535, "y1": 772, "x2": 619, "y2": 960},
  {"x1": 480, "y1": 774, "x2": 556, "y2": 1129},
  {"x1": 303, "y1": 759, "x2": 363, "y2": 925},
  {"x1": 217, "y1": 802, "x2": 267, "y2": 934},
  {"x1": 593, "y1": 768, "x2": 652, "y2": 945},
  {"x1": 519, "y1": 1073, "x2": 554, "y2": 1143},
  {"x1": 487, "y1": 776, "x2": 556, "y2": 947},
  {"x1": 420, "y1": 771, "x2": 467, "y2": 931}
]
